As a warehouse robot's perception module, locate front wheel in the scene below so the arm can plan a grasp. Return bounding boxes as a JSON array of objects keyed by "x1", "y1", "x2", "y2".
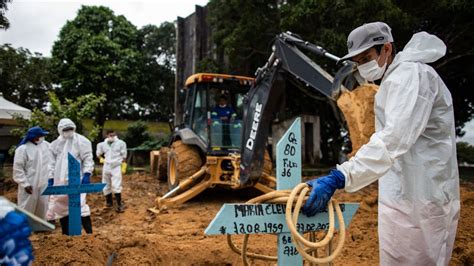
[{"x1": 167, "y1": 140, "x2": 203, "y2": 189}]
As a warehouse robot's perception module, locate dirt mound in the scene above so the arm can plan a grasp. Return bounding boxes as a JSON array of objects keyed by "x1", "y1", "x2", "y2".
[
  {"x1": 31, "y1": 234, "x2": 111, "y2": 265},
  {"x1": 1, "y1": 166, "x2": 472, "y2": 265},
  {"x1": 337, "y1": 84, "x2": 378, "y2": 157}
]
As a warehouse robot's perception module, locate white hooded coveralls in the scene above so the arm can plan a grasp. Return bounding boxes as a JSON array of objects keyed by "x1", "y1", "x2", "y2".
[
  {"x1": 48, "y1": 119, "x2": 94, "y2": 219},
  {"x1": 96, "y1": 138, "x2": 127, "y2": 194},
  {"x1": 337, "y1": 32, "x2": 460, "y2": 265},
  {"x1": 13, "y1": 141, "x2": 51, "y2": 219}
]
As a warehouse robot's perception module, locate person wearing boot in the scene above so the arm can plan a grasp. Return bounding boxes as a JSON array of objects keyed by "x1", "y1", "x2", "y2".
[
  {"x1": 48, "y1": 118, "x2": 94, "y2": 234},
  {"x1": 96, "y1": 130, "x2": 127, "y2": 212}
]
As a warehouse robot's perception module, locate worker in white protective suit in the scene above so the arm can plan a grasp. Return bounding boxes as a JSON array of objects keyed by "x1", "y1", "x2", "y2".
[
  {"x1": 302, "y1": 22, "x2": 460, "y2": 265},
  {"x1": 12, "y1": 126, "x2": 51, "y2": 220},
  {"x1": 48, "y1": 118, "x2": 95, "y2": 235},
  {"x1": 96, "y1": 130, "x2": 127, "y2": 212}
]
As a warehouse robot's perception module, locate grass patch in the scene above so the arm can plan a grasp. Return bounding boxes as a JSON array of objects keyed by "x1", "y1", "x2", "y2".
[{"x1": 82, "y1": 119, "x2": 170, "y2": 134}]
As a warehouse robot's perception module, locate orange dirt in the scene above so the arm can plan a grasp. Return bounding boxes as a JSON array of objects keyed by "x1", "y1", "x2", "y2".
[
  {"x1": 337, "y1": 84, "x2": 379, "y2": 157},
  {"x1": 2, "y1": 171, "x2": 473, "y2": 265}
]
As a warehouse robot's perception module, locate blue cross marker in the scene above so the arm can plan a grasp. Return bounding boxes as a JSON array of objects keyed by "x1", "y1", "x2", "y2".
[
  {"x1": 42, "y1": 153, "x2": 105, "y2": 236},
  {"x1": 206, "y1": 118, "x2": 359, "y2": 265}
]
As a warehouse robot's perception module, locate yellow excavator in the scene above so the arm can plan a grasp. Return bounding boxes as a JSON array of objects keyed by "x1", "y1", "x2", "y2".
[{"x1": 150, "y1": 73, "x2": 275, "y2": 211}]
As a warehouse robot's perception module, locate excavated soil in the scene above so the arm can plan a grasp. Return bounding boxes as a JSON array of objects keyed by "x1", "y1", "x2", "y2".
[
  {"x1": 337, "y1": 84, "x2": 379, "y2": 157},
  {"x1": 2, "y1": 171, "x2": 473, "y2": 265}
]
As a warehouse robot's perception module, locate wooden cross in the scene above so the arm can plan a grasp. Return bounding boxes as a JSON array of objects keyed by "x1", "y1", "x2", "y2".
[
  {"x1": 205, "y1": 117, "x2": 359, "y2": 265},
  {"x1": 42, "y1": 153, "x2": 105, "y2": 236}
]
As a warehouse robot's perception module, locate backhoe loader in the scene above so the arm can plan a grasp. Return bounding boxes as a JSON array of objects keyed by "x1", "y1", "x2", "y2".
[{"x1": 151, "y1": 73, "x2": 275, "y2": 211}]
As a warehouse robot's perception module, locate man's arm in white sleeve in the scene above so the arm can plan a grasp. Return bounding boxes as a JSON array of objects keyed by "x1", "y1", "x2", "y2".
[{"x1": 338, "y1": 64, "x2": 435, "y2": 192}]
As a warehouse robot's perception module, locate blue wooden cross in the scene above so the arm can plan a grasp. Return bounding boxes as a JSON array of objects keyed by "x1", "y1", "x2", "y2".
[
  {"x1": 42, "y1": 153, "x2": 105, "y2": 236},
  {"x1": 205, "y1": 117, "x2": 359, "y2": 265}
]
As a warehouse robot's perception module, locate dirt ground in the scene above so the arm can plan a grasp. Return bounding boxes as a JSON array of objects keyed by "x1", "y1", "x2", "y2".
[{"x1": 2, "y1": 171, "x2": 473, "y2": 265}]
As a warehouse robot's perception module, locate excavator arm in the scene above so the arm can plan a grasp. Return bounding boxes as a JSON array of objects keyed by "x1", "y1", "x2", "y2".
[{"x1": 239, "y1": 32, "x2": 356, "y2": 186}]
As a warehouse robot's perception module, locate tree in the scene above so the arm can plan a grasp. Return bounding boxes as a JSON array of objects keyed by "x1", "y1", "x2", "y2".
[
  {"x1": 51, "y1": 5, "x2": 142, "y2": 137},
  {"x1": 456, "y1": 142, "x2": 474, "y2": 164},
  {"x1": 123, "y1": 120, "x2": 152, "y2": 148},
  {"x1": 208, "y1": 0, "x2": 281, "y2": 75},
  {"x1": 0, "y1": 44, "x2": 53, "y2": 110},
  {"x1": 0, "y1": 0, "x2": 11, "y2": 30},
  {"x1": 10, "y1": 91, "x2": 105, "y2": 153},
  {"x1": 133, "y1": 22, "x2": 176, "y2": 120}
]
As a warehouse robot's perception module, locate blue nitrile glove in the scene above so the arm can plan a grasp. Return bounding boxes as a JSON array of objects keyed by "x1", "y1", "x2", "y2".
[
  {"x1": 302, "y1": 169, "x2": 345, "y2": 217},
  {"x1": 81, "y1": 173, "x2": 91, "y2": 185},
  {"x1": 47, "y1": 179, "x2": 54, "y2": 187},
  {"x1": 0, "y1": 211, "x2": 34, "y2": 265}
]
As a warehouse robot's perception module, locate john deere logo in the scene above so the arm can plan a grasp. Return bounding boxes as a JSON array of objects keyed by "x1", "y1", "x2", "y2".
[{"x1": 347, "y1": 40, "x2": 353, "y2": 49}]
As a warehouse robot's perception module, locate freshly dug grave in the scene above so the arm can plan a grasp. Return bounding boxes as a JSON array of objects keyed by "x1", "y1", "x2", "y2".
[{"x1": 1, "y1": 170, "x2": 472, "y2": 265}]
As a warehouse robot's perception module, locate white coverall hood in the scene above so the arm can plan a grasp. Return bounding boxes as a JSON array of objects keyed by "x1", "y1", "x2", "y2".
[
  {"x1": 57, "y1": 118, "x2": 76, "y2": 135},
  {"x1": 337, "y1": 31, "x2": 460, "y2": 265},
  {"x1": 394, "y1": 31, "x2": 446, "y2": 64}
]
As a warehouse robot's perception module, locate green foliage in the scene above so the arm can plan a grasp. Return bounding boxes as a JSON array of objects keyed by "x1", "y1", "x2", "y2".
[
  {"x1": 457, "y1": 142, "x2": 474, "y2": 164},
  {"x1": 123, "y1": 121, "x2": 153, "y2": 148},
  {"x1": 50, "y1": 5, "x2": 141, "y2": 131},
  {"x1": 51, "y1": 6, "x2": 176, "y2": 123},
  {"x1": 135, "y1": 138, "x2": 167, "y2": 150},
  {"x1": 82, "y1": 119, "x2": 170, "y2": 134},
  {"x1": 0, "y1": 44, "x2": 53, "y2": 109},
  {"x1": 195, "y1": 57, "x2": 222, "y2": 73},
  {"x1": 135, "y1": 22, "x2": 176, "y2": 120},
  {"x1": 0, "y1": 0, "x2": 11, "y2": 30},
  {"x1": 10, "y1": 91, "x2": 106, "y2": 154},
  {"x1": 208, "y1": 0, "x2": 281, "y2": 75}
]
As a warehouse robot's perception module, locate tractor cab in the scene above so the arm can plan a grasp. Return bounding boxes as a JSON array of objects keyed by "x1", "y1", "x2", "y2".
[{"x1": 182, "y1": 73, "x2": 254, "y2": 154}]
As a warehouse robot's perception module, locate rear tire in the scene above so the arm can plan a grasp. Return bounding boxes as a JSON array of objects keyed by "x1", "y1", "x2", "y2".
[
  {"x1": 167, "y1": 140, "x2": 203, "y2": 190},
  {"x1": 157, "y1": 147, "x2": 170, "y2": 181}
]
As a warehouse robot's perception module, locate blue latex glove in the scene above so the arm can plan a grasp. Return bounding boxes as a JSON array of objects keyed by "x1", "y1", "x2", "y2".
[
  {"x1": 302, "y1": 169, "x2": 345, "y2": 217},
  {"x1": 47, "y1": 179, "x2": 54, "y2": 187},
  {"x1": 0, "y1": 211, "x2": 34, "y2": 265},
  {"x1": 81, "y1": 173, "x2": 91, "y2": 185}
]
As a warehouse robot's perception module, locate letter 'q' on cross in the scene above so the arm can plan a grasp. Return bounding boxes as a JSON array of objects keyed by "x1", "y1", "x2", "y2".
[
  {"x1": 206, "y1": 118, "x2": 359, "y2": 265},
  {"x1": 42, "y1": 153, "x2": 105, "y2": 236}
]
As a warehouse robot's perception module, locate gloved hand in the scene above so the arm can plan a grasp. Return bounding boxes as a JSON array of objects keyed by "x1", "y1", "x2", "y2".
[
  {"x1": 81, "y1": 173, "x2": 91, "y2": 185},
  {"x1": 212, "y1": 120, "x2": 221, "y2": 126},
  {"x1": 302, "y1": 169, "x2": 345, "y2": 217},
  {"x1": 47, "y1": 179, "x2": 54, "y2": 187},
  {"x1": 0, "y1": 211, "x2": 34, "y2": 265}
]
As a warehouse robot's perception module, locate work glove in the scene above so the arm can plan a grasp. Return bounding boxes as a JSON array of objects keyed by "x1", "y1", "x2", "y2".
[
  {"x1": 212, "y1": 120, "x2": 221, "y2": 126},
  {"x1": 47, "y1": 179, "x2": 54, "y2": 187},
  {"x1": 0, "y1": 211, "x2": 34, "y2": 265},
  {"x1": 302, "y1": 169, "x2": 345, "y2": 217},
  {"x1": 81, "y1": 173, "x2": 91, "y2": 185}
]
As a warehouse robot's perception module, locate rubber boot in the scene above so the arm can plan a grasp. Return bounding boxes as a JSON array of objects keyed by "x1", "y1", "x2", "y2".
[
  {"x1": 105, "y1": 193, "x2": 113, "y2": 208},
  {"x1": 81, "y1": 216, "x2": 93, "y2": 234},
  {"x1": 115, "y1": 193, "x2": 124, "y2": 213},
  {"x1": 59, "y1": 216, "x2": 93, "y2": 235}
]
